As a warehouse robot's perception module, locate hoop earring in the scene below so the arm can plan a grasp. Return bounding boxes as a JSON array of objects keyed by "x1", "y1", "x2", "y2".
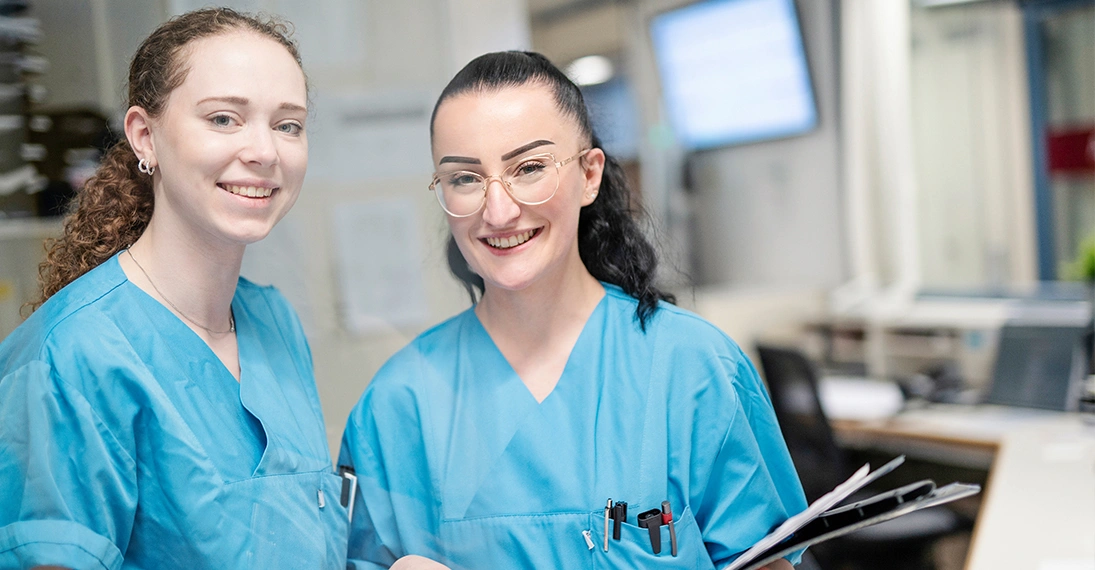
[{"x1": 138, "y1": 158, "x2": 156, "y2": 175}]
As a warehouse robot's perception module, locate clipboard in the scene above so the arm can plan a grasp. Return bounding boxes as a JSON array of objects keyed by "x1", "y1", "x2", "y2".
[{"x1": 722, "y1": 456, "x2": 981, "y2": 570}]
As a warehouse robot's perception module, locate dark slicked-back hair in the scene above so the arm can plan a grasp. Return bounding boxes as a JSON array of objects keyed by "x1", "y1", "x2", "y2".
[{"x1": 431, "y1": 51, "x2": 674, "y2": 329}]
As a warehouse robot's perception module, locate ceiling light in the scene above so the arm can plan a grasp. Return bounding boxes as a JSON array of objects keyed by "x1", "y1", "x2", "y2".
[{"x1": 566, "y1": 55, "x2": 614, "y2": 87}]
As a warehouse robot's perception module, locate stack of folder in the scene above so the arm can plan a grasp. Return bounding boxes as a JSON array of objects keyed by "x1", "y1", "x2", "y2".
[{"x1": 725, "y1": 456, "x2": 981, "y2": 570}]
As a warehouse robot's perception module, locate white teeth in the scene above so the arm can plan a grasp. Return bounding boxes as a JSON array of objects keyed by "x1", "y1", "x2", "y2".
[
  {"x1": 223, "y1": 184, "x2": 274, "y2": 198},
  {"x1": 486, "y1": 229, "x2": 536, "y2": 249}
]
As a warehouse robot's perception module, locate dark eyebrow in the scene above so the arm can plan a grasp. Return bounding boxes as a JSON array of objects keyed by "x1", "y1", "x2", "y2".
[
  {"x1": 438, "y1": 139, "x2": 555, "y2": 166},
  {"x1": 439, "y1": 156, "x2": 481, "y2": 165},
  {"x1": 501, "y1": 140, "x2": 554, "y2": 161}
]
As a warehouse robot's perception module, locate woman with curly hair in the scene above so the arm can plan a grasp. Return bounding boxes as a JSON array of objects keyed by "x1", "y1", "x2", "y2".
[
  {"x1": 339, "y1": 51, "x2": 806, "y2": 570},
  {"x1": 0, "y1": 8, "x2": 348, "y2": 568}
]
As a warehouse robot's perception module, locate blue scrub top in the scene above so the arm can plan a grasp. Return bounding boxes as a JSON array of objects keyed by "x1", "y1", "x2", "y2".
[
  {"x1": 0, "y1": 253, "x2": 348, "y2": 569},
  {"x1": 340, "y1": 284, "x2": 807, "y2": 569}
]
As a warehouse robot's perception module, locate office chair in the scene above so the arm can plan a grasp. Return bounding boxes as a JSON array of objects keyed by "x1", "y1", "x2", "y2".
[{"x1": 756, "y1": 343, "x2": 970, "y2": 570}]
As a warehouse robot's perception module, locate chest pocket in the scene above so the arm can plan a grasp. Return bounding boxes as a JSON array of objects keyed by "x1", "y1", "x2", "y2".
[
  {"x1": 438, "y1": 512, "x2": 592, "y2": 569},
  {"x1": 237, "y1": 470, "x2": 349, "y2": 569},
  {"x1": 593, "y1": 505, "x2": 714, "y2": 570},
  {"x1": 433, "y1": 506, "x2": 712, "y2": 570}
]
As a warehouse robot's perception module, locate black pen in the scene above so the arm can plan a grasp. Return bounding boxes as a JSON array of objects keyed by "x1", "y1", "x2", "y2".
[
  {"x1": 661, "y1": 500, "x2": 677, "y2": 557},
  {"x1": 612, "y1": 501, "x2": 627, "y2": 540},
  {"x1": 637, "y1": 508, "x2": 662, "y2": 555}
]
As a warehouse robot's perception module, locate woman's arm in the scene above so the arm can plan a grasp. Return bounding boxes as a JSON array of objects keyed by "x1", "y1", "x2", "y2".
[{"x1": 760, "y1": 559, "x2": 794, "y2": 570}]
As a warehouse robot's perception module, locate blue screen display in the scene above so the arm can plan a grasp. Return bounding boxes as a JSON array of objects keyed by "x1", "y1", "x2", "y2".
[{"x1": 650, "y1": 0, "x2": 818, "y2": 150}]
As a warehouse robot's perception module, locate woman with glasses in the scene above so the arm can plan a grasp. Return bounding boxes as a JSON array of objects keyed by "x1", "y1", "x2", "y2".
[
  {"x1": 339, "y1": 51, "x2": 806, "y2": 570},
  {"x1": 0, "y1": 9, "x2": 348, "y2": 568}
]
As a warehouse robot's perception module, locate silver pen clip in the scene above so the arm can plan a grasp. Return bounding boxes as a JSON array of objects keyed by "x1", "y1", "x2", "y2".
[{"x1": 603, "y1": 498, "x2": 613, "y2": 552}]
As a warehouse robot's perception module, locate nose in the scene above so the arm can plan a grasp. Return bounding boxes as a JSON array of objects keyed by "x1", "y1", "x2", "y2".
[
  {"x1": 240, "y1": 126, "x2": 279, "y2": 168},
  {"x1": 480, "y1": 177, "x2": 521, "y2": 227}
]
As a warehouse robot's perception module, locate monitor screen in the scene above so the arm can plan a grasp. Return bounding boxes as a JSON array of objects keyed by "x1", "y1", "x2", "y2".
[{"x1": 649, "y1": 0, "x2": 818, "y2": 150}]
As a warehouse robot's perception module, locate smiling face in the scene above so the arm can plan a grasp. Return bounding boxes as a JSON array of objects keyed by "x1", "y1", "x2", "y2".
[
  {"x1": 135, "y1": 30, "x2": 308, "y2": 248},
  {"x1": 431, "y1": 83, "x2": 605, "y2": 295}
]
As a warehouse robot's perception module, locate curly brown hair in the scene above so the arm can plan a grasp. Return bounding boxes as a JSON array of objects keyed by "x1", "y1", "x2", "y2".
[{"x1": 32, "y1": 7, "x2": 305, "y2": 310}]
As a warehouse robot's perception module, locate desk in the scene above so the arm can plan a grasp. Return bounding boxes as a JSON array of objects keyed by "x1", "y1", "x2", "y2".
[
  {"x1": 833, "y1": 405, "x2": 1095, "y2": 570},
  {"x1": 832, "y1": 404, "x2": 1066, "y2": 469},
  {"x1": 966, "y1": 417, "x2": 1095, "y2": 570}
]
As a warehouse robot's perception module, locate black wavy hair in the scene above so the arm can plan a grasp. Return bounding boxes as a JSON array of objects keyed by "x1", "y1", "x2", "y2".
[{"x1": 431, "y1": 50, "x2": 674, "y2": 329}]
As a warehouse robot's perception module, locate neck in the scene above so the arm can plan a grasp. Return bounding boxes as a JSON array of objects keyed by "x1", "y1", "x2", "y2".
[
  {"x1": 123, "y1": 222, "x2": 244, "y2": 332},
  {"x1": 475, "y1": 265, "x2": 605, "y2": 349}
]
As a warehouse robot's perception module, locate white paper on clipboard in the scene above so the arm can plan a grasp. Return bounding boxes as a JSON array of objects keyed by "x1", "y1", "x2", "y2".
[{"x1": 724, "y1": 456, "x2": 907, "y2": 570}]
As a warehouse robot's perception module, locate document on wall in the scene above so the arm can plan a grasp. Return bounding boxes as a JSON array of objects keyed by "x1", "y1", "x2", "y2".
[
  {"x1": 331, "y1": 197, "x2": 429, "y2": 335},
  {"x1": 241, "y1": 212, "x2": 318, "y2": 337},
  {"x1": 723, "y1": 456, "x2": 981, "y2": 570}
]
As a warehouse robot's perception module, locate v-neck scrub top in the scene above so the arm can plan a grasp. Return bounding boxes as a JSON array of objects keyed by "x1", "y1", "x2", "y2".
[
  {"x1": 339, "y1": 284, "x2": 808, "y2": 569},
  {"x1": 0, "y1": 254, "x2": 348, "y2": 569}
]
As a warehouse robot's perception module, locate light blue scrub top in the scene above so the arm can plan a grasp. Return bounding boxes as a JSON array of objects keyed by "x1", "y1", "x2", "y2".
[
  {"x1": 340, "y1": 284, "x2": 807, "y2": 569},
  {"x1": 0, "y1": 253, "x2": 348, "y2": 569}
]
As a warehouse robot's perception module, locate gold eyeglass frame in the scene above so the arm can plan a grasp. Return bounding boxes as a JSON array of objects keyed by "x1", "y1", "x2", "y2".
[{"x1": 429, "y1": 149, "x2": 590, "y2": 218}]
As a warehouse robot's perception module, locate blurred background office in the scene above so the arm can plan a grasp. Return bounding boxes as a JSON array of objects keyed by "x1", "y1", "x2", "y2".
[{"x1": 0, "y1": 1, "x2": 1092, "y2": 568}]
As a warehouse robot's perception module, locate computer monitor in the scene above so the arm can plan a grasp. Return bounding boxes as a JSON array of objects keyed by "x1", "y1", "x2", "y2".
[
  {"x1": 649, "y1": 0, "x2": 818, "y2": 150},
  {"x1": 985, "y1": 323, "x2": 1090, "y2": 411}
]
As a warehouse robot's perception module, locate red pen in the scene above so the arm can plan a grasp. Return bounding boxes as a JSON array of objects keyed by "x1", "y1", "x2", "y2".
[{"x1": 661, "y1": 500, "x2": 678, "y2": 557}]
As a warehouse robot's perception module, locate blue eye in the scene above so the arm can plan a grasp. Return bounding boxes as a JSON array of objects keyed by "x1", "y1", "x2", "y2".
[
  {"x1": 276, "y1": 122, "x2": 303, "y2": 135},
  {"x1": 211, "y1": 114, "x2": 233, "y2": 127}
]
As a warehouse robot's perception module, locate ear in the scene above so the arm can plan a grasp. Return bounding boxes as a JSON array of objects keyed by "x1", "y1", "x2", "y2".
[
  {"x1": 579, "y1": 147, "x2": 606, "y2": 208},
  {"x1": 124, "y1": 106, "x2": 156, "y2": 167}
]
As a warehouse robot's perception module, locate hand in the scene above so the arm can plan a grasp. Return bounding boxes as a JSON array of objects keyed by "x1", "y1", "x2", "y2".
[{"x1": 390, "y1": 555, "x2": 452, "y2": 570}]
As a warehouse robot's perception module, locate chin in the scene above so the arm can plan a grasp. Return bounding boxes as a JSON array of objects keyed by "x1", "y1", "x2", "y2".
[
  {"x1": 223, "y1": 223, "x2": 277, "y2": 246},
  {"x1": 479, "y1": 270, "x2": 542, "y2": 293}
]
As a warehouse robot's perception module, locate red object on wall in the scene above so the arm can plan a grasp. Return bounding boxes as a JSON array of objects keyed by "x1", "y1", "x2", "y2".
[{"x1": 1047, "y1": 125, "x2": 1095, "y2": 176}]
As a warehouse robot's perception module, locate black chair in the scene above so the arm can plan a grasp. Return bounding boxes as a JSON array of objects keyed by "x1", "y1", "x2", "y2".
[{"x1": 756, "y1": 343, "x2": 970, "y2": 570}]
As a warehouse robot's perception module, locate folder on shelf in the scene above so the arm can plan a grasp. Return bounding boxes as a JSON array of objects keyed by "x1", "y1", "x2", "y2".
[{"x1": 724, "y1": 456, "x2": 981, "y2": 570}]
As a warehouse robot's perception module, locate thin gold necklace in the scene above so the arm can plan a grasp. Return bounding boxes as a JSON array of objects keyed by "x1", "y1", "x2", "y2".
[{"x1": 126, "y1": 249, "x2": 235, "y2": 335}]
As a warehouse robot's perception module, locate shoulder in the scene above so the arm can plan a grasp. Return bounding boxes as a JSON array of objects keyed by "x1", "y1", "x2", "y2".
[
  {"x1": 603, "y1": 284, "x2": 749, "y2": 364},
  {"x1": 1, "y1": 258, "x2": 128, "y2": 373},
  {"x1": 0, "y1": 260, "x2": 143, "y2": 432},
  {"x1": 348, "y1": 309, "x2": 474, "y2": 424},
  {"x1": 368, "y1": 309, "x2": 471, "y2": 392},
  {"x1": 602, "y1": 285, "x2": 765, "y2": 406}
]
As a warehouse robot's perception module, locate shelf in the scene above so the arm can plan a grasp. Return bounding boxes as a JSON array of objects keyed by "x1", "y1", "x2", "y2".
[{"x1": 0, "y1": 217, "x2": 62, "y2": 241}]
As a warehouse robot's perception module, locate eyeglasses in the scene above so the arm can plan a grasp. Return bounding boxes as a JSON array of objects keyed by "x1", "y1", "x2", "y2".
[{"x1": 429, "y1": 149, "x2": 590, "y2": 218}]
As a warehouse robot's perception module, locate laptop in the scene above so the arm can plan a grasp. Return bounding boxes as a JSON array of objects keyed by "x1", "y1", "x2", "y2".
[{"x1": 984, "y1": 323, "x2": 1091, "y2": 412}]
